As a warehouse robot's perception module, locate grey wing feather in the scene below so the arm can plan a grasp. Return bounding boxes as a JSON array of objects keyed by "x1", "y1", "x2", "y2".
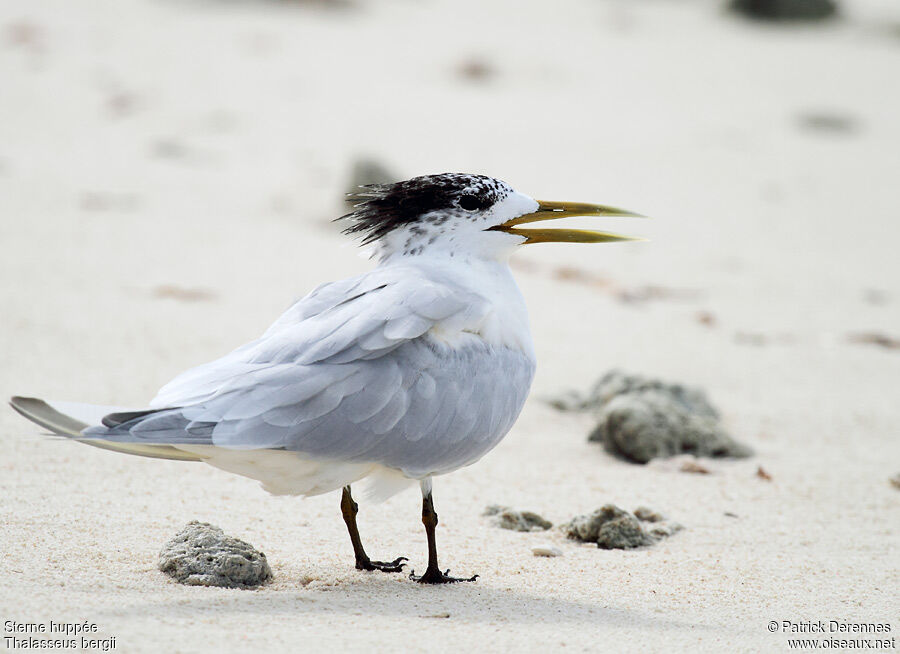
[{"x1": 84, "y1": 265, "x2": 534, "y2": 477}]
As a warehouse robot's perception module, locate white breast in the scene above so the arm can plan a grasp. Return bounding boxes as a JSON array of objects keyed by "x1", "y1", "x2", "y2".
[{"x1": 395, "y1": 255, "x2": 536, "y2": 358}]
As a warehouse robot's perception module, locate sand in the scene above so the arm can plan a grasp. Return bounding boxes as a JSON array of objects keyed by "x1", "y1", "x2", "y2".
[{"x1": 1, "y1": 0, "x2": 898, "y2": 651}]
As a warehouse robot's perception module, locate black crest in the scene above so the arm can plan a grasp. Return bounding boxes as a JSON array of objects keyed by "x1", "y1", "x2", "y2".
[{"x1": 339, "y1": 173, "x2": 510, "y2": 244}]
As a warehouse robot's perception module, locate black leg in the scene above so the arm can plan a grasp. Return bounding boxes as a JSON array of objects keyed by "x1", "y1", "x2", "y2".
[
  {"x1": 409, "y1": 485, "x2": 478, "y2": 584},
  {"x1": 340, "y1": 485, "x2": 407, "y2": 573}
]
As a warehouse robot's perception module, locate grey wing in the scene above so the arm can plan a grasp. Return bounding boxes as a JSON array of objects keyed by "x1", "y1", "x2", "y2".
[
  {"x1": 228, "y1": 340, "x2": 534, "y2": 477},
  {"x1": 145, "y1": 273, "x2": 384, "y2": 408},
  {"x1": 84, "y1": 266, "x2": 533, "y2": 476},
  {"x1": 146, "y1": 267, "x2": 482, "y2": 407},
  {"x1": 361, "y1": 340, "x2": 535, "y2": 476}
]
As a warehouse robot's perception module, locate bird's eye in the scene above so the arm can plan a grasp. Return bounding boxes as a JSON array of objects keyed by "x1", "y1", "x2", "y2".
[{"x1": 458, "y1": 194, "x2": 481, "y2": 211}]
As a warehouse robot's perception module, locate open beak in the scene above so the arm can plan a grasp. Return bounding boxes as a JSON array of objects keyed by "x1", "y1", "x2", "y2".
[{"x1": 489, "y1": 200, "x2": 646, "y2": 244}]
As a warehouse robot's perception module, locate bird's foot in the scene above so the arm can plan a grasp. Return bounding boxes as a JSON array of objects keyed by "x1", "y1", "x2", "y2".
[
  {"x1": 356, "y1": 556, "x2": 408, "y2": 573},
  {"x1": 409, "y1": 566, "x2": 478, "y2": 584}
]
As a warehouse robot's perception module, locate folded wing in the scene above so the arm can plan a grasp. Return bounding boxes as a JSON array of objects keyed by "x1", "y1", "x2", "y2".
[{"x1": 80, "y1": 265, "x2": 535, "y2": 477}]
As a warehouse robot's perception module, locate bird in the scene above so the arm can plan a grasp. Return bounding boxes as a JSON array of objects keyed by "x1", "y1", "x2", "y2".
[{"x1": 10, "y1": 173, "x2": 642, "y2": 584}]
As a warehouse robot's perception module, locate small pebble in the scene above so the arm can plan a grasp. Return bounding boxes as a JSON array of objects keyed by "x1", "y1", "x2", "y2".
[
  {"x1": 531, "y1": 545, "x2": 563, "y2": 557},
  {"x1": 484, "y1": 505, "x2": 552, "y2": 532},
  {"x1": 562, "y1": 505, "x2": 681, "y2": 549},
  {"x1": 680, "y1": 459, "x2": 712, "y2": 474}
]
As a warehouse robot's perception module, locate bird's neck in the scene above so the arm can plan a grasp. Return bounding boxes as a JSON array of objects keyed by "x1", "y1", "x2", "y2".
[{"x1": 379, "y1": 253, "x2": 535, "y2": 357}]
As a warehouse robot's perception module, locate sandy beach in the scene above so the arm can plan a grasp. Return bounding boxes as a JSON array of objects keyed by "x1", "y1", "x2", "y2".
[{"x1": 1, "y1": 0, "x2": 898, "y2": 651}]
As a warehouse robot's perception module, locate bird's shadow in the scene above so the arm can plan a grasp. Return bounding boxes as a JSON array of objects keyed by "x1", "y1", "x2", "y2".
[{"x1": 101, "y1": 571, "x2": 704, "y2": 633}]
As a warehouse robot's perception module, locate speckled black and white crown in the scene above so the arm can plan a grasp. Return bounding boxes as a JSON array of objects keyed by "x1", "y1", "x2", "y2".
[{"x1": 340, "y1": 173, "x2": 513, "y2": 245}]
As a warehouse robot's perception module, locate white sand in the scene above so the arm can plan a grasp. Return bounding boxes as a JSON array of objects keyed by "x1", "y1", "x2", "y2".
[{"x1": 1, "y1": 0, "x2": 898, "y2": 651}]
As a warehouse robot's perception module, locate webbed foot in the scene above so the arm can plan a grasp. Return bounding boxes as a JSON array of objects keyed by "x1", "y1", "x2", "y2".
[
  {"x1": 409, "y1": 567, "x2": 478, "y2": 584},
  {"x1": 356, "y1": 556, "x2": 408, "y2": 573}
]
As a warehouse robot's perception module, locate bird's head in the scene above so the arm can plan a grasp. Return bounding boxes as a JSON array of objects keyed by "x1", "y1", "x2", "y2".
[{"x1": 340, "y1": 173, "x2": 643, "y2": 262}]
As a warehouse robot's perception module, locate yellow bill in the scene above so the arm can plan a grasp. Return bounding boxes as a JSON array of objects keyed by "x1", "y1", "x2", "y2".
[{"x1": 490, "y1": 200, "x2": 646, "y2": 244}]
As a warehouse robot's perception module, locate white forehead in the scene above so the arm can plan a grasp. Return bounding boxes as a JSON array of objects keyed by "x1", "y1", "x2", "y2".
[{"x1": 487, "y1": 191, "x2": 540, "y2": 221}]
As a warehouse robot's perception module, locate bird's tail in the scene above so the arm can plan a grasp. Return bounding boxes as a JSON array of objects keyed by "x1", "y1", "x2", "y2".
[{"x1": 9, "y1": 396, "x2": 205, "y2": 462}]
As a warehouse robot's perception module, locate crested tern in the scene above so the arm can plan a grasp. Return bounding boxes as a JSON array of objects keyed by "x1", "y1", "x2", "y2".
[{"x1": 11, "y1": 173, "x2": 641, "y2": 584}]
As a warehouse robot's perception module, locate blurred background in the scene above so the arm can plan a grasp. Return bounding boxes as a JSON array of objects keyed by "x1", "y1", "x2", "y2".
[{"x1": 2, "y1": 1, "x2": 898, "y2": 390}]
